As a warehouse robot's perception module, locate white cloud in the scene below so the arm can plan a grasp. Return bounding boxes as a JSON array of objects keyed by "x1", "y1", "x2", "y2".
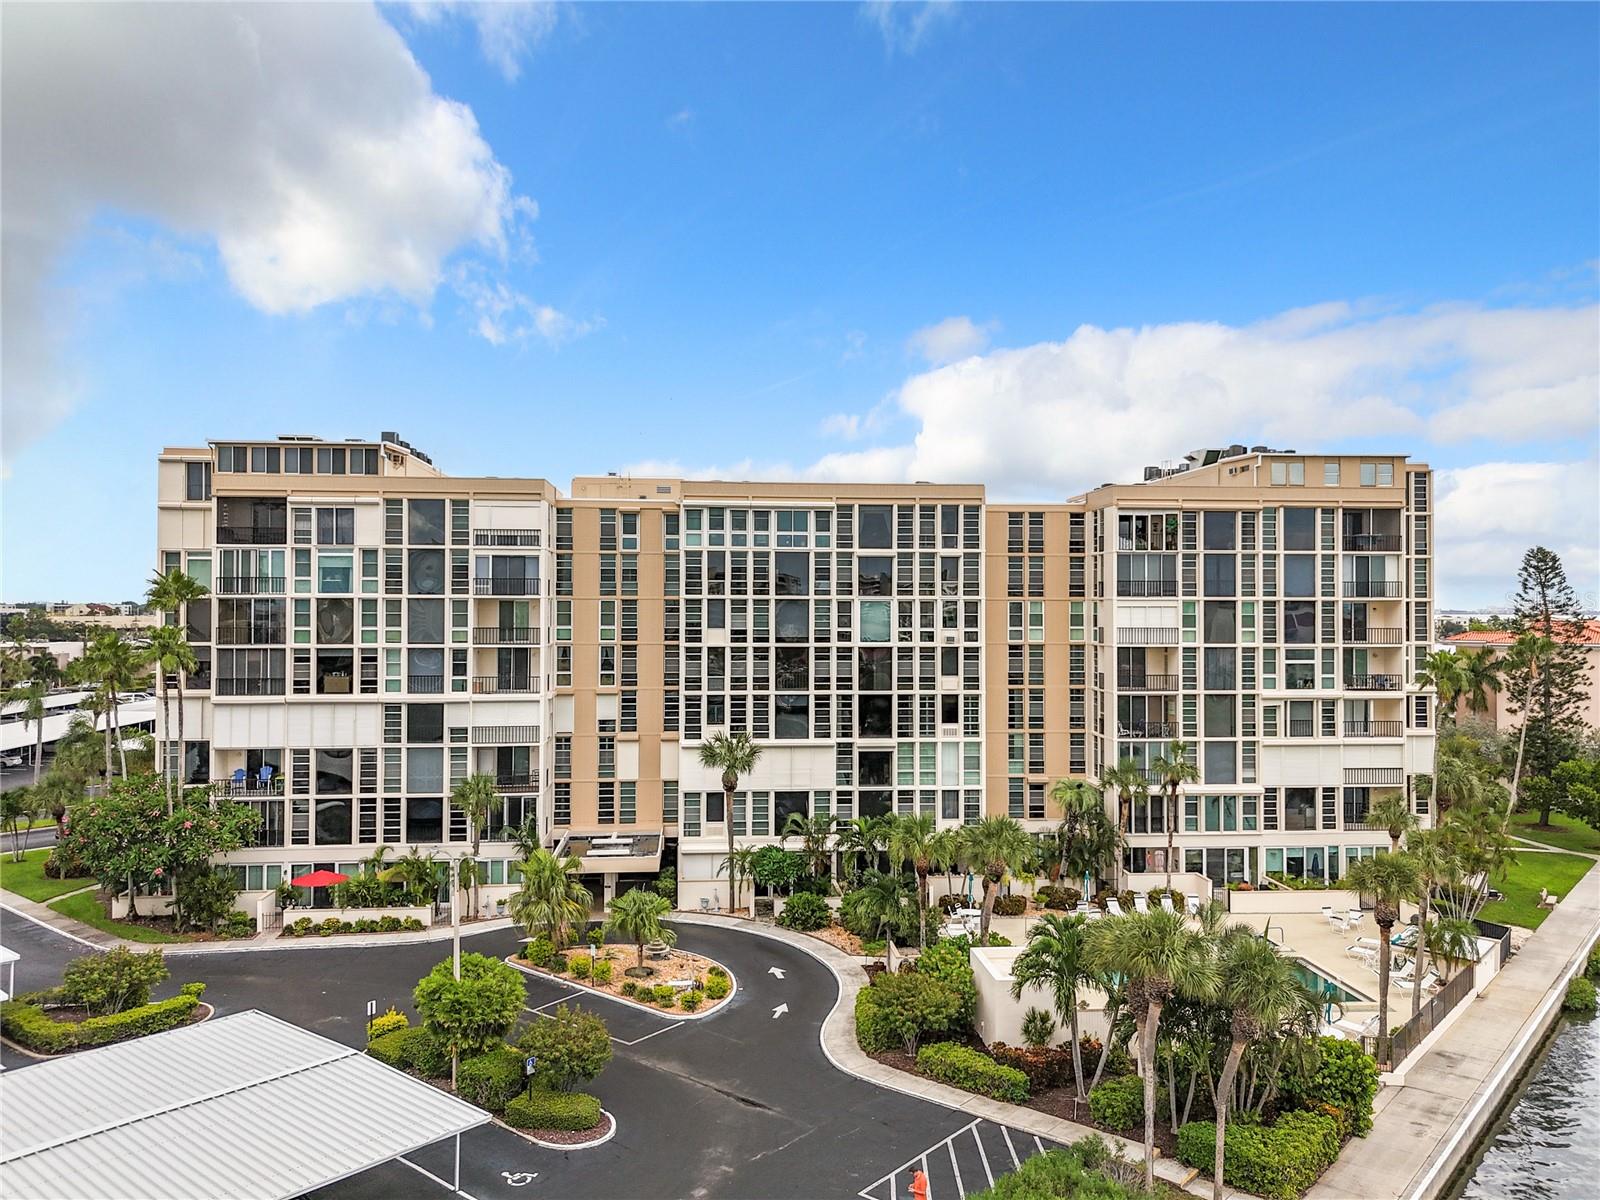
[
  {"x1": 0, "y1": 2, "x2": 539, "y2": 462},
  {"x1": 406, "y1": 1, "x2": 560, "y2": 83},
  {"x1": 666, "y1": 108, "x2": 695, "y2": 131},
  {"x1": 1436, "y1": 460, "x2": 1600, "y2": 610},
  {"x1": 861, "y1": 1, "x2": 958, "y2": 55},
  {"x1": 906, "y1": 315, "x2": 996, "y2": 365},
  {"x1": 456, "y1": 269, "x2": 600, "y2": 347}
]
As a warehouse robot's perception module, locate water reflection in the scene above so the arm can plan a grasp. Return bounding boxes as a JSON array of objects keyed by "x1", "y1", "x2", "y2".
[{"x1": 1451, "y1": 1014, "x2": 1600, "y2": 1199}]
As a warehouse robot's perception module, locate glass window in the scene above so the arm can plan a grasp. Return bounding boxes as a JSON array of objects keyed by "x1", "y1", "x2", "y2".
[
  {"x1": 408, "y1": 550, "x2": 445, "y2": 595},
  {"x1": 858, "y1": 695, "x2": 893, "y2": 737},
  {"x1": 406, "y1": 798, "x2": 443, "y2": 844},
  {"x1": 1203, "y1": 601, "x2": 1235, "y2": 643},
  {"x1": 859, "y1": 601, "x2": 892, "y2": 642},
  {"x1": 1283, "y1": 600, "x2": 1317, "y2": 644},
  {"x1": 1283, "y1": 508, "x2": 1316, "y2": 550},
  {"x1": 408, "y1": 499, "x2": 446, "y2": 545},
  {"x1": 775, "y1": 600, "x2": 808, "y2": 642},
  {"x1": 317, "y1": 554, "x2": 353, "y2": 594},
  {"x1": 1323, "y1": 462, "x2": 1341, "y2": 486},
  {"x1": 1203, "y1": 511, "x2": 1235, "y2": 550},
  {"x1": 1204, "y1": 695, "x2": 1235, "y2": 736},
  {"x1": 408, "y1": 599, "x2": 445, "y2": 643},
  {"x1": 1203, "y1": 648, "x2": 1236, "y2": 690},
  {"x1": 1203, "y1": 554, "x2": 1235, "y2": 597},
  {"x1": 857, "y1": 648, "x2": 892, "y2": 691},
  {"x1": 858, "y1": 506, "x2": 893, "y2": 549},
  {"x1": 1284, "y1": 787, "x2": 1317, "y2": 831},
  {"x1": 775, "y1": 647, "x2": 808, "y2": 689},
  {"x1": 315, "y1": 748, "x2": 353, "y2": 794},
  {"x1": 857, "y1": 556, "x2": 893, "y2": 596},
  {"x1": 407, "y1": 747, "x2": 444, "y2": 793},
  {"x1": 1284, "y1": 554, "x2": 1315, "y2": 596},
  {"x1": 774, "y1": 791, "x2": 808, "y2": 832},
  {"x1": 408, "y1": 704, "x2": 444, "y2": 743},
  {"x1": 1203, "y1": 742, "x2": 1235, "y2": 784},
  {"x1": 774, "y1": 552, "x2": 807, "y2": 595},
  {"x1": 775, "y1": 695, "x2": 810, "y2": 740},
  {"x1": 315, "y1": 598, "x2": 354, "y2": 644}
]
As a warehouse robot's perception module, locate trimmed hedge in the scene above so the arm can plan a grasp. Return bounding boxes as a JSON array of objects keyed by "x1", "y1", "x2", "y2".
[
  {"x1": 366, "y1": 1028, "x2": 411, "y2": 1067},
  {"x1": 1, "y1": 994, "x2": 199, "y2": 1053},
  {"x1": 1176, "y1": 1111, "x2": 1341, "y2": 1200},
  {"x1": 776, "y1": 892, "x2": 831, "y2": 931},
  {"x1": 1564, "y1": 977, "x2": 1597, "y2": 1013},
  {"x1": 916, "y1": 1041, "x2": 1029, "y2": 1102},
  {"x1": 1088, "y1": 1075, "x2": 1144, "y2": 1133},
  {"x1": 592, "y1": 959, "x2": 614, "y2": 985},
  {"x1": 990, "y1": 1042, "x2": 1075, "y2": 1092},
  {"x1": 285, "y1": 915, "x2": 424, "y2": 937},
  {"x1": 523, "y1": 936, "x2": 555, "y2": 967},
  {"x1": 993, "y1": 894, "x2": 1028, "y2": 917},
  {"x1": 458, "y1": 1046, "x2": 527, "y2": 1113},
  {"x1": 505, "y1": 1089, "x2": 603, "y2": 1133},
  {"x1": 370, "y1": 1025, "x2": 450, "y2": 1077}
]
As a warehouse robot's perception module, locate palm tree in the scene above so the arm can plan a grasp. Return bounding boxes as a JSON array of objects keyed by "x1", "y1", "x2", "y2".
[
  {"x1": 1048, "y1": 778, "x2": 1101, "y2": 884},
  {"x1": 508, "y1": 847, "x2": 592, "y2": 949},
  {"x1": 1152, "y1": 741, "x2": 1198, "y2": 889},
  {"x1": 1208, "y1": 936, "x2": 1316, "y2": 1200},
  {"x1": 850, "y1": 870, "x2": 914, "y2": 951},
  {"x1": 1405, "y1": 827, "x2": 1450, "y2": 1020},
  {"x1": 1502, "y1": 632, "x2": 1555, "y2": 822},
  {"x1": 80, "y1": 630, "x2": 144, "y2": 778},
  {"x1": 717, "y1": 844, "x2": 758, "y2": 915},
  {"x1": 1424, "y1": 915, "x2": 1479, "y2": 983},
  {"x1": 697, "y1": 731, "x2": 761, "y2": 913},
  {"x1": 1099, "y1": 759, "x2": 1148, "y2": 892},
  {"x1": 836, "y1": 814, "x2": 893, "y2": 886},
  {"x1": 1010, "y1": 913, "x2": 1095, "y2": 1098},
  {"x1": 450, "y1": 773, "x2": 501, "y2": 918},
  {"x1": 958, "y1": 816, "x2": 1034, "y2": 945},
  {"x1": 1417, "y1": 648, "x2": 1466, "y2": 719},
  {"x1": 1, "y1": 785, "x2": 42, "y2": 862},
  {"x1": 1458, "y1": 648, "x2": 1502, "y2": 718},
  {"x1": 381, "y1": 846, "x2": 441, "y2": 907},
  {"x1": 928, "y1": 827, "x2": 962, "y2": 907},
  {"x1": 887, "y1": 813, "x2": 940, "y2": 948},
  {"x1": 604, "y1": 887, "x2": 676, "y2": 970},
  {"x1": 146, "y1": 569, "x2": 209, "y2": 791},
  {"x1": 4, "y1": 678, "x2": 48, "y2": 788},
  {"x1": 140, "y1": 624, "x2": 195, "y2": 813},
  {"x1": 1085, "y1": 908, "x2": 1219, "y2": 1192},
  {"x1": 509, "y1": 817, "x2": 543, "y2": 862},
  {"x1": 781, "y1": 812, "x2": 836, "y2": 885},
  {"x1": 1367, "y1": 792, "x2": 1418, "y2": 853},
  {"x1": 1345, "y1": 853, "x2": 1421, "y2": 1044}
]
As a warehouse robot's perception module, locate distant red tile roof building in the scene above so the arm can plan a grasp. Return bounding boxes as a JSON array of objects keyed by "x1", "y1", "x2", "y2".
[{"x1": 1444, "y1": 619, "x2": 1600, "y2": 647}]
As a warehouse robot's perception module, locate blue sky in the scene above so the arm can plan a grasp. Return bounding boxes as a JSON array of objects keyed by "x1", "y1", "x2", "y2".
[{"x1": 2, "y1": 1, "x2": 1596, "y2": 606}]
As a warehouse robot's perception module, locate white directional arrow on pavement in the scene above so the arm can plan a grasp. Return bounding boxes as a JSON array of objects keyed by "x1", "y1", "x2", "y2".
[
  {"x1": 772, "y1": 1003, "x2": 789, "y2": 1019},
  {"x1": 768, "y1": 966, "x2": 786, "y2": 979}
]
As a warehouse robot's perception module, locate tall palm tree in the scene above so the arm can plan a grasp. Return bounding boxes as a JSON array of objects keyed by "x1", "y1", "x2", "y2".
[
  {"x1": 928, "y1": 827, "x2": 962, "y2": 906},
  {"x1": 1152, "y1": 741, "x2": 1198, "y2": 889},
  {"x1": 1085, "y1": 909, "x2": 1218, "y2": 1191},
  {"x1": 4, "y1": 678, "x2": 48, "y2": 788},
  {"x1": 717, "y1": 844, "x2": 758, "y2": 915},
  {"x1": 837, "y1": 814, "x2": 892, "y2": 886},
  {"x1": 1502, "y1": 632, "x2": 1554, "y2": 822},
  {"x1": 146, "y1": 569, "x2": 210, "y2": 792},
  {"x1": 697, "y1": 731, "x2": 761, "y2": 913},
  {"x1": 80, "y1": 630, "x2": 144, "y2": 779},
  {"x1": 850, "y1": 870, "x2": 914, "y2": 951},
  {"x1": 887, "y1": 813, "x2": 940, "y2": 948},
  {"x1": 958, "y1": 815, "x2": 1034, "y2": 945},
  {"x1": 1345, "y1": 853, "x2": 1421, "y2": 1044},
  {"x1": 1048, "y1": 779, "x2": 1101, "y2": 884},
  {"x1": 381, "y1": 846, "x2": 441, "y2": 907},
  {"x1": 1367, "y1": 792, "x2": 1418, "y2": 853},
  {"x1": 604, "y1": 887, "x2": 675, "y2": 970},
  {"x1": 140, "y1": 624, "x2": 195, "y2": 813},
  {"x1": 1423, "y1": 915, "x2": 1479, "y2": 983},
  {"x1": 508, "y1": 847, "x2": 592, "y2": 949},
  {"x1": 1099, "y1": 758, "x2": 1147, "y2": 890},
  {"x1": 1010, "y1": 912, "x2": 1095, "y2": 1098},
  {"x1": 451, "y1": 773, "x2": 501, "y2": 918},
  {"x1": 1417, "y1": 649, "x2": 1466, "y2": 718},
  {"x1": 1, "y1": 785, "x2": 42, "y2": 862},
  {"x1": 1405, "y1": 827, "x2": 1450, "y2": 1020},
  {"x1": 1209, "y1": 936, "x2": 1316, "y2": 1200},
  {"x1": 1458, "y1": 648, "x2": 1502, "y2": 718},
  {"x1": 780, "y1": 812, "x2": 837, "y2": 885}
]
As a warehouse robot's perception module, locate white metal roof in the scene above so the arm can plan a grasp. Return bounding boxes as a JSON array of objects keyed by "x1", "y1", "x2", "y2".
[{"x1": 0, "y1": 1009, "x2": 490, "y2": 1200}]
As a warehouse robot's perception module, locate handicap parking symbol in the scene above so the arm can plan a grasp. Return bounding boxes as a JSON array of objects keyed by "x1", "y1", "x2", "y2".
[{"x1": 501, "y1": 1170, "x2": 538, "y2": 1187}]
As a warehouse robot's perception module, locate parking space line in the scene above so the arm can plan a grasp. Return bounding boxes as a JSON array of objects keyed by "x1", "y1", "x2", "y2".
[
  {"x1": 946, "y1": 1137, "x2": 963, "y2": 1198},
  {"x1": 397, "y1": 1154, "x2": 480, "y2": 1200},
  {"x1": 856, "y1": 1119, "x2": 979, "y2": 1200},
  {"x1": 524, "y1": 1000, "x2": 680, "y2": 1047},
  {"x1": 921, "y1": 1154, "x2": 932, "y2": 1200},
  {"x1": 971, "y1": 1125, "x2": 994, "y2": 1190},
  {"x1": 1033, "y1": 1135, "x2": 1045, "y2": 1156},
  {"x1": 1000, "y1": 1125, "x2": 1020, "y2": 1169}
]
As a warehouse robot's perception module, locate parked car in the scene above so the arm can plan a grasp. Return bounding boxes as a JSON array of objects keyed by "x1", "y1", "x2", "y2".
[{"x1": 0, "y1": 753, "x2": 25, "y2": 770}]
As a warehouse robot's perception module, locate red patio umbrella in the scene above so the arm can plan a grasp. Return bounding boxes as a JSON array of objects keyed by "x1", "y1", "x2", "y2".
[{"x1": 289, "y1": 869, "x2": 350, "y2": 889}]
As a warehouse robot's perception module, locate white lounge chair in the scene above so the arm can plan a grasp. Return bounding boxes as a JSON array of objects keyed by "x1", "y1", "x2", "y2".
[
  {"x1": 1106, "y1": 898, "x2": 1126, "y2": 917},
  {"x1": 1133, "y1": 895, "x2": 1151, "y2": 915},
  {"x1": 1344, "y1": 909, "x2": 1364, "y2": 935},
  {"x1": 1322, "y1": 905, "x2": 1346, "y2": 934},
  {"x1": 1160, "y1": 895, "x2": 1176, "y2": 915}
]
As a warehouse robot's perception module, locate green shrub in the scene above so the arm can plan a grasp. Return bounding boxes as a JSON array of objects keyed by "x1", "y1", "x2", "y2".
[
  {"x1": 707, "y1": 964, "x2": 729, "y2": 980},
  {"x1": 413, "y1": 953, "x2": 526, "y2": 1059},
  {"x1": 964, "y1": 1138, "x2": 1145, "y2": 1200},
  {"x1": 518, "y1": 1005, "x2": 613, "y2": 1092},
  {"x1": 703, "y1": 973, "x2": 731, "y2": 1000},
  {"x1": 74, "y1": 995, "x2": 198, "y2": 1048},
  {"x1": 1586, "y1": 942, "x2": 1600, "y2": 983},
  {"x1": 367, "y1": 1006, "x2": 409, "y2": 1040},
  {"x1": 318, "y1": 917, "x2": 344, "y2": 936},
  {"x1": 914, "y1": 936, "x2": 977, "y2": 1031},
  {"x1": 1564, "y1": 977, "x2": 1598, "y2": 1013},
  {"x1": 993, "y1": 894, "x2": 1027, "y2": 917},
  {"x1": 396, "y1": 1026, "x2": 451, "y2": 1078},
  {"x1": 1089, "y1": 1075, "x2": 1144, "y2": 1133},
  {"x1": 62, "y1": 947, "x2": 169, "y2": 1015},
  {"x1": 523, "y1": 936, "x2": 555, "y2": 967},
  {"x1": 0, "y1": 1001, "x2": 77, "y2": 1053},
  {"x1": 367, "y1": 1028, "x2": 411, "y2": 1067},
  {"x1": 458, "y1": 1046, "x2": 527, "y2": 1112},
  {"x1": 855, "y1": 972, "x2": 962, "y2": 1055},
  {"x1": 652, "y1": 984, "x2": 677, "y2": 1007},
  {"x1": 1281, "y1": 1036, "x2": 1380, "y2": 1136},
  {"x1": 989, "y1": 1042, "x2": 1074, "y2": 1092},
  {"x1": 1021, "y1": 1007, "x2": 1056, "y2": 1049},
  {"x1": 591, "y1": 959, "x2": 613, "y2": 985},
  {"x1": 288, "y1": 916, "x2": 314, "y2": 936},
  {"x1": 620, "y1": 980, "x2": 638, "y2": 997},
  {"x1": 378, "y1": 915, "x2": 402, "y2": 932},
  {"x1": 220, "y1": 912, "x2": 254, "y2": 938},
  {"x1": 985, "y1": 933, "x2": 1012, "y2": 947},
  {"x1": 681, "y1": 989, "x2": 703, "y2": 1012},
  {"x1": 570, "y1": 955, "x2": 591, "y2": 980},
  {"x1": 401, "y1": 917, "x2": 424, "y2": 931},
  {"x1": 504, "y1": 1089, "x2": 602, "y2": 1133},
  {"x1": 776, "y1": 892, "x2": 831, "y2": 931},
  {"x1": 1176, "y1": 1111, "x2": 1341, "y2": 1200},
  {"x1": 916, "y1": 1041, "x2": 1029, "y2": 1102},
  {"x1": 178, "y1": 981, "x2": 207, "y2": 1000}
]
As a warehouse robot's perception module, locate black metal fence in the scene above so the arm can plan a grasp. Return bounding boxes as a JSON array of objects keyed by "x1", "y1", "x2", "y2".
[
  {"x1": 1474, "y1": 917, "x2": 1514, "y2": 967},
  {"x1": 1361, "y1": 967, "x2": 1474, "y2": 1070}
]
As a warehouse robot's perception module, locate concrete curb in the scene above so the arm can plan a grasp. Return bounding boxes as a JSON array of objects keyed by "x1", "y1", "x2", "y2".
[{"x1": 502, "y1": 1109, "x2": 618, "y2": 1152}]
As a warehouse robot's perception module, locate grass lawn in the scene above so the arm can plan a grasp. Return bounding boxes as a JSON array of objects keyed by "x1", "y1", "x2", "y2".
[
  {"x1": 1480, "y1": 851, "x2": 1596, "y2": 929},
  {"x1": 0, "y1": 847, "x2": 93, "y2": 902},
  {"x1": 47, "y1": 892, "x2": 186, "y2": 944},
  {"x1": 1509, "y1": 811, "x2": 1600, "y2": 855}
]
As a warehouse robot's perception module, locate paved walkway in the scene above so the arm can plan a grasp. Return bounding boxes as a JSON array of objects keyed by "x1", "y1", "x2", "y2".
[{"x1": 1307, "y1": 858, "x2": 1600, "y2": 1200}]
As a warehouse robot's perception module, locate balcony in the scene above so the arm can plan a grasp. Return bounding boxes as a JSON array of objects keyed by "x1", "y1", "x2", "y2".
[
  {"x1": 473, "y1": 577, "x2": 540, "y2": 596},
  {"x1": 472, "y1": 725, "x2": 540, "y2": 745},
  {"x1": 1343, "y1": 579, "x2": 1403, "y2": 598},
  {"x1": 1343, "y1": 625, "x2": 1404, "y2": 645},
  {"x1": 215, "y1": 677, "x2": 285, "y2": 697},
  {"x1": 216, "y1": 575, "x2": 285, "y2": 595},
  {"x1": 1342, "y1": 533, "x2": 1403, "y2": 552},
  {"x1": 408, "y1": 674, "x2": 445, "y2": 694},
  {"x1": 474, "y1": 626, "x2": 539, "y2": 645},
  {"x1": 1344, "y1": 720, "x2": 1405, "y2": 738},
  {"x1": 474, "y1": 529, "x2": 541, "y2": 547},
  {"x1": 1116, "y1": 580, "x2": 1178, "y2": 598},
  {"x1": 1346, "y1": 674, "x2": 1403, "y2": 691},
  {"x1": 211, "y1": 777, "x2": 284, "y2": 798},
  {"x1": 1288, "y1": 720, "x2": 1316, "y2": 737},
  {"x1": 1117, "y1": 627, "x2": 1179, "y2": 646},
  {"x1": 1117, "y1": 673, "x2": 1180, "y2": 692},
  {"x1": 1120, "y1": 721, "x2": 1179, "y2": 740},
  {"x1": 215, "y1": 526, "x2": 288, "y2": 546},
  {"x1": 495, "y1": 773, "x2": 537, "y2": 791},
  {"x1": 473, "y1": 676, "x2": 536, "y2": 695}
]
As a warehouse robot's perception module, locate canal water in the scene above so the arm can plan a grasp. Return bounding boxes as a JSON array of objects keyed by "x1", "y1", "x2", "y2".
[{"x1": 1448, "y1": 1012, "x2": 1599, "y2": 1199}]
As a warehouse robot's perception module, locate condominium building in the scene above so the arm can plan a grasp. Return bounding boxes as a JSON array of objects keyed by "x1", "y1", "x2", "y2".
[{"x1": 156, "y1": 436, "x2": 1435, "y2": 911}]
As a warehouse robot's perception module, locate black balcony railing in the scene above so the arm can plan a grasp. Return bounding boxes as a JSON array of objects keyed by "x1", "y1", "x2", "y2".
[
  {"x1": 1288, "y1": 720, "x2": 1316, "y2": 737},
  {"x1": 1116, "y1": 579, "x2": 1179, "y2": 598},
  {"x1": 1346, "y1": 674, "x2": 1403, "y2": 691},
  {"x1": 473, "y1": 577, "x2": 541, "y2": 596},
  {"x1": 1116, "y1": 627, "x2": 1179, "y2": 645},
  {"x1": 1343, "y1": 579, "x2": 1403, "y2": 598},
  {"x1": 216, "y1": 526, "x2": 287, "y2": 545},
  {"x1": 1342, "y1": 625, "x2": 1405, "y2": 644},
  {"x1": 216, "y1": 575, "x2": 286, "y2": 594},
  {"x1": 215, "y1": 677, "x2": 286, "y2": 697},
  {"x1": 495, "y1": 773, "x2": 536, "y2": 790},
  {"x1": 1117, "y1": 673, "x2": 1180, "y2": 691},
  {"x1": 1342, "y1": 533, "x2": 1403, "y2": 552},
  {"x1": 408, "y1": 674, "x2": 445, "y2": 693},
  {"x1": 1121, "y1": 722, "x2": 1179, "y2": 739},
  {"x1": 473, "y1": 676, "x2": 535, "y2": 695},
  {"x1": 212, "y1": 779, "x2": 284, "y2": 798},
  {"x1": 1344, "y1": 720, "x2": 1405, "y2": 738},
  {"x1": 474, "y1": 529, "x2": 541, "y2": 547},
  {"x1": 474, "y1": 626, "x2": 538, "y2": 644}
]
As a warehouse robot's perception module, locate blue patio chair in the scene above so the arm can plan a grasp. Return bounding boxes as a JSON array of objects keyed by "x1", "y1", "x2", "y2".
[{"x1": 232, "y1": 768, "x2": 247, "y2": 790}]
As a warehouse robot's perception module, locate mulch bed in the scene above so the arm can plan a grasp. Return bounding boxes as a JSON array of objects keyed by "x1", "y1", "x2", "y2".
[{"x1": 517, "y1": 1111, "x2": 613, "y2": 1146}]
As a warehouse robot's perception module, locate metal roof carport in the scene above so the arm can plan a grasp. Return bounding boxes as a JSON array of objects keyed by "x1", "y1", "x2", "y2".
[{"x1": 0, "y1": 1009, "x2": 490, "y2": 1200}]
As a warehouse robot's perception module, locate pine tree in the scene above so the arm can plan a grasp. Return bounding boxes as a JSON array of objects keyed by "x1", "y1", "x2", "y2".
[{"x1": 1508, "y1": 547, "x2": 1589, "y2": 822}]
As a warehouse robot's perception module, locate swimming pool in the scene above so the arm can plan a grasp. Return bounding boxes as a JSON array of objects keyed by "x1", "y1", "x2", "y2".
[{"x1": 1292, "y1": 959, "x2": 1368, "y2": 1004}]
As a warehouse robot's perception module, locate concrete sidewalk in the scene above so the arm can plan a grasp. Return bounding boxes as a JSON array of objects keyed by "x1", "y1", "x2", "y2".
[{"x1": 1307, "y1": 861, "x2": 1600, "y2": 1200}]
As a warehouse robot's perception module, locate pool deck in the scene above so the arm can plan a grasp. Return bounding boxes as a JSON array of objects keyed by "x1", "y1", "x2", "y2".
[
  {"x1": 1240, "y1": 906, "x2": 1423, "y2": 1020},
  {"x1": 1306, "y1": 863, "x2": 1600, "y2": 1200}
]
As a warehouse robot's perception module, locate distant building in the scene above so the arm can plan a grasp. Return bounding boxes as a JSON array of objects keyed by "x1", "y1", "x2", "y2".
[{"x1": 1441, "y1": 620, "x2": 1600, "y2": 730}]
